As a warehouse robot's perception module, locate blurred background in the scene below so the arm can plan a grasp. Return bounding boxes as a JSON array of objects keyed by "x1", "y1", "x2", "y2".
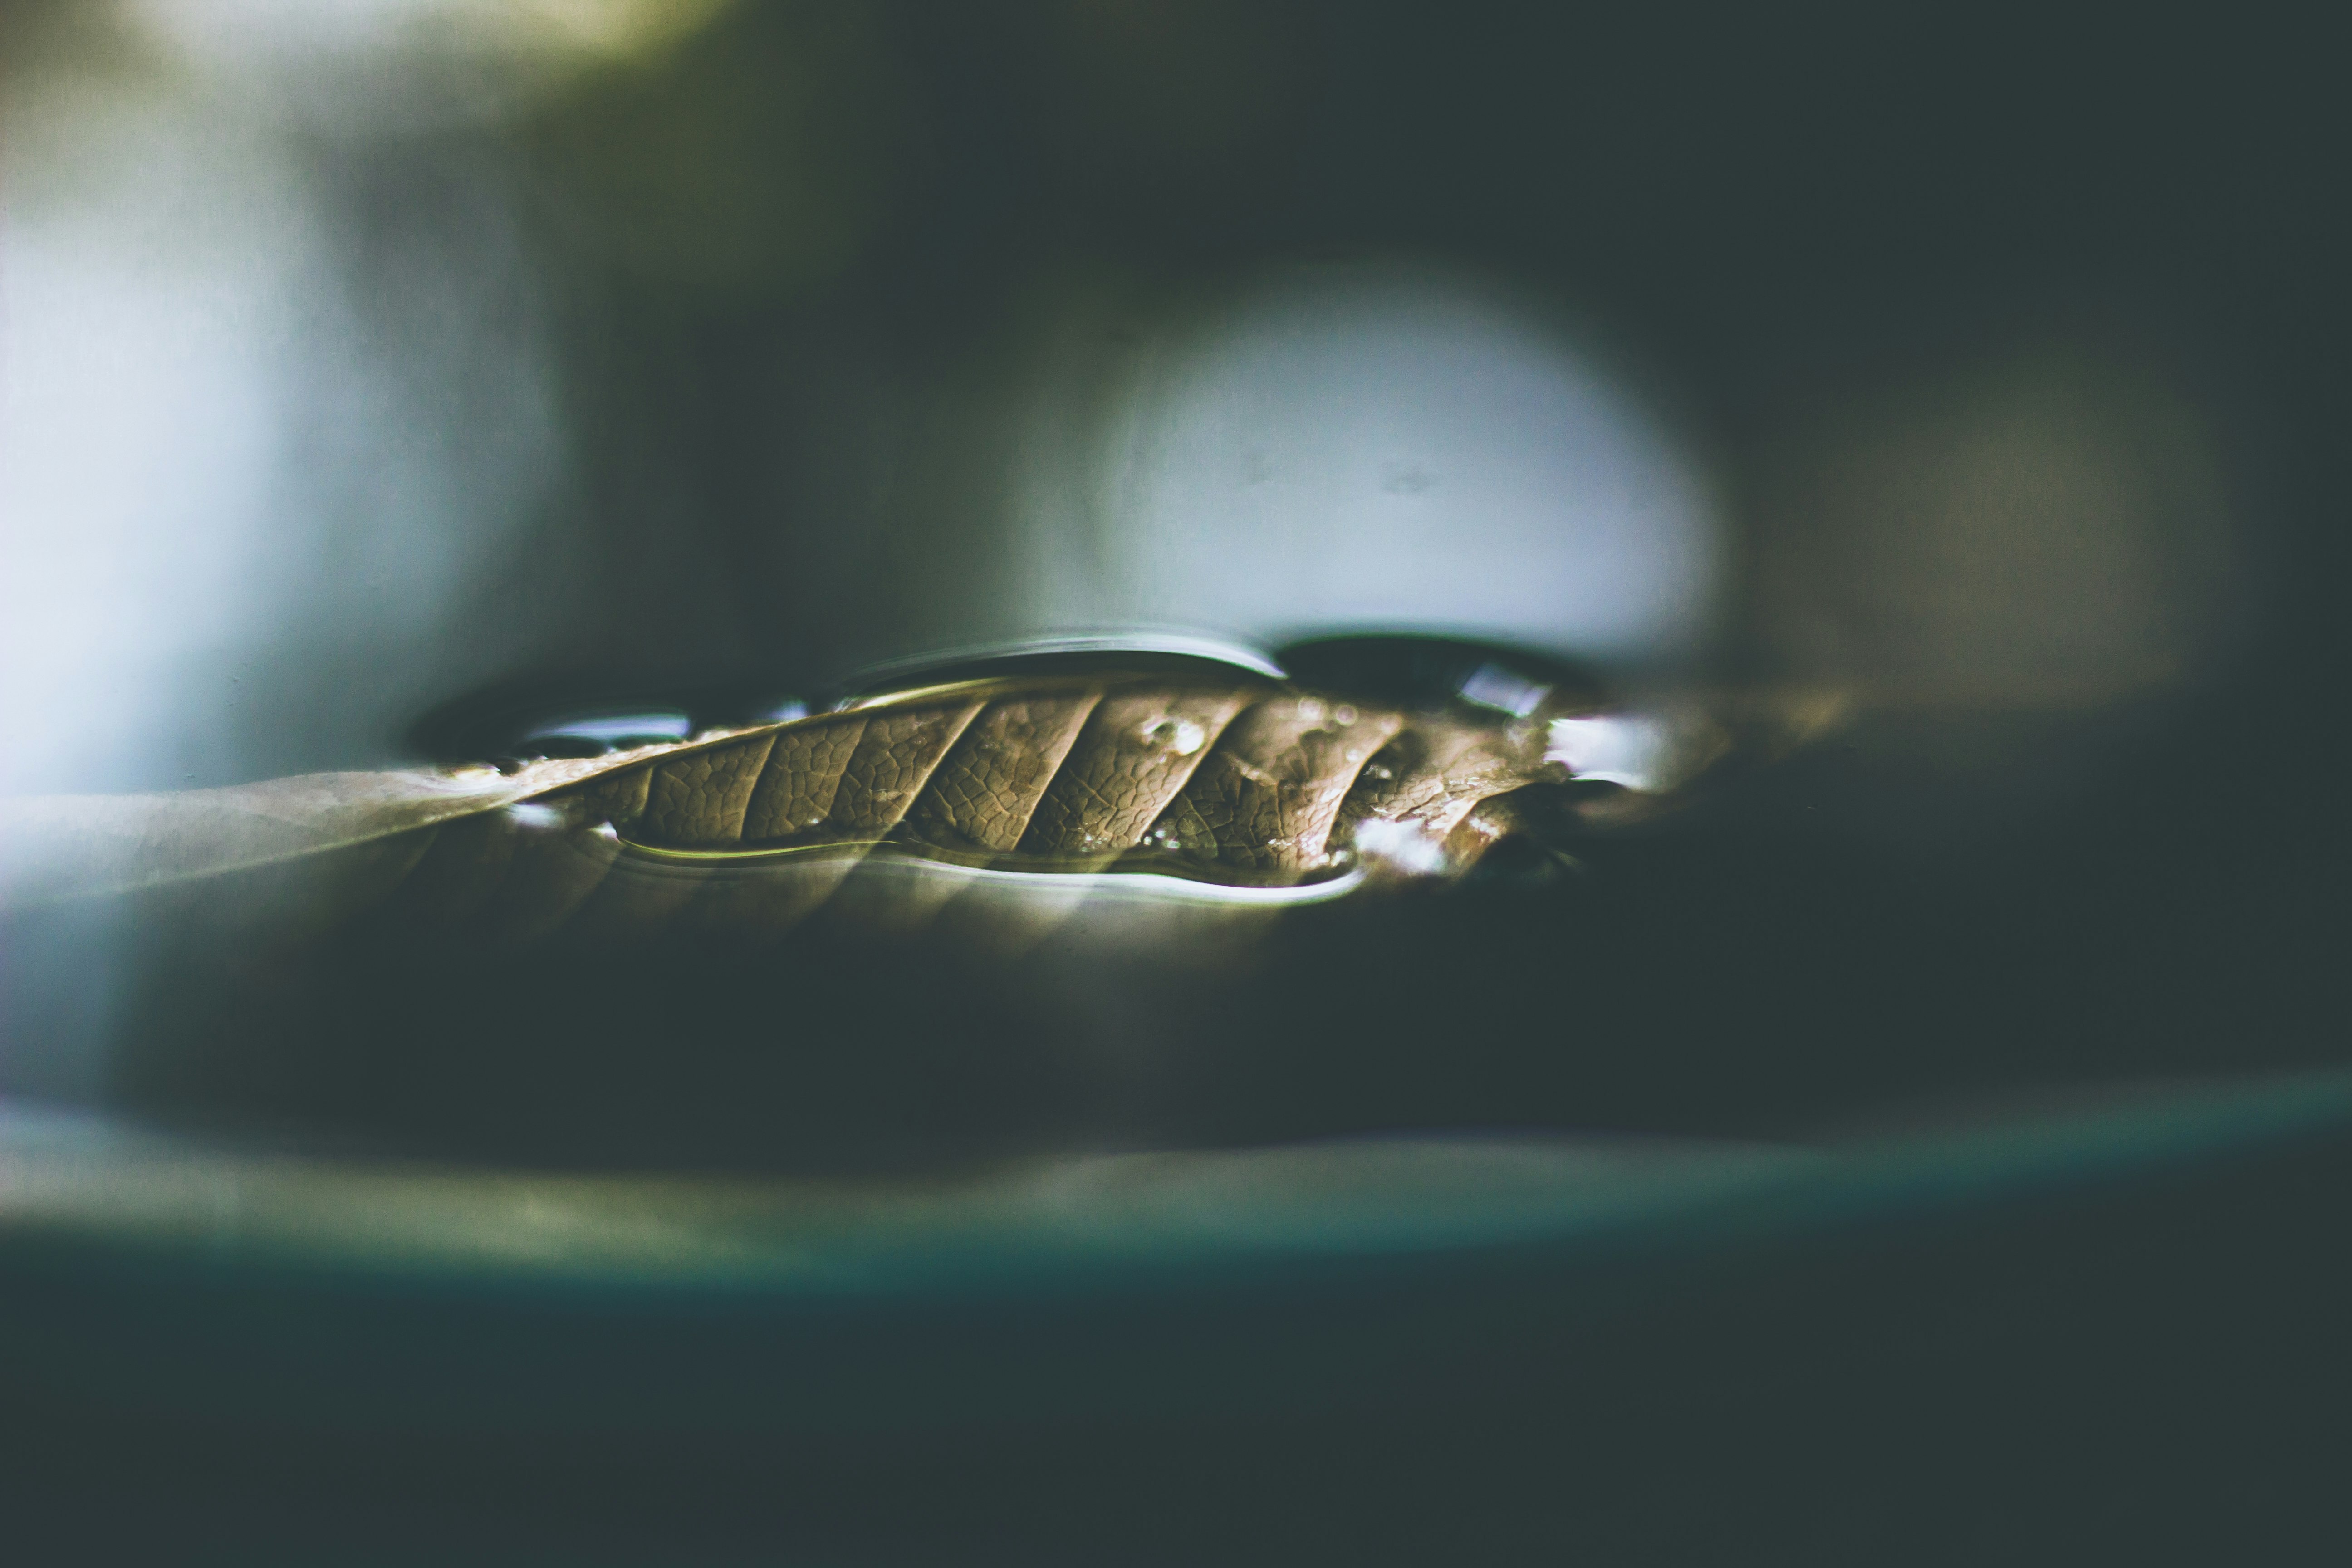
[
  {"x1": 2, "y1": 0, "x2": 2304, "y2": 795},
  {"x1": 3, "y1": 0, "x2": 2350, "y2": 1559}
]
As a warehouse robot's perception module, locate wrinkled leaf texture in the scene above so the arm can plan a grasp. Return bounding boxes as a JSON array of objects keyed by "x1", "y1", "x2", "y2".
[{"x1": 0, "y1": 671, "x2": 1603, "y2": 952}]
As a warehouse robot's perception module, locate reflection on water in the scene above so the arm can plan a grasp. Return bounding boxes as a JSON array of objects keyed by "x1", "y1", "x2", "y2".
[
  {"x1": 0, "y1": 637, "x2": 1757, "y2": 1168},
  {"x1": 518, "y1": 710, "x2": 696, "y2": 755},
  {"x1": 839, "y1": 633, "x2": 1289, "y2": 696},
  {"x1": 1544, "y1": 715, "x2": 1685, "y2": 793}
]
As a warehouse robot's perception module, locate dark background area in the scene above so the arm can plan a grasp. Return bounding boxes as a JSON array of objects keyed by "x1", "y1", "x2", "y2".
[{"x1": 6, "y1": 0, "x2": 2352, "y2": 1560}]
